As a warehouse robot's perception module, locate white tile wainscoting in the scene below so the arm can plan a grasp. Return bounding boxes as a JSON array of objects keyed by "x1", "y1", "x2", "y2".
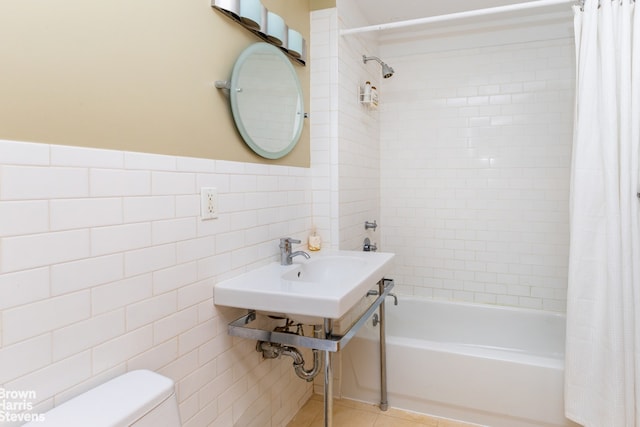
[{"x1": 0, "y1": 139, "x2": 314, "y2": 426}]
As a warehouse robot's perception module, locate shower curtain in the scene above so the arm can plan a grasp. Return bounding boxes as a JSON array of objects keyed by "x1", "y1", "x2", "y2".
[{"x1": 566, "y1": 0, "x2": 640, "y2": 426}]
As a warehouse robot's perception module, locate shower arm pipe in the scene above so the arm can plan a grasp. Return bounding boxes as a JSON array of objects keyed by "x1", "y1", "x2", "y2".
[{"x1": 340, "y1": 0, "x2": 576, "y2": 36}]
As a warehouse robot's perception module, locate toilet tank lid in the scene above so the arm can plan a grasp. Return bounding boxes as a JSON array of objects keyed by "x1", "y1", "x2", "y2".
[{"x1": 25, "y1": 370, "x2": 176, "y2": 427}]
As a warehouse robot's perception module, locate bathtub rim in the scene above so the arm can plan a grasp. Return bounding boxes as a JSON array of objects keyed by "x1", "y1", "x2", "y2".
[
  {"x1": 361, "y1": 295, "x2": 567, "y2": 369},
  {"x1": 387, "y1": 295, "x2": 567, "y2": 320}
]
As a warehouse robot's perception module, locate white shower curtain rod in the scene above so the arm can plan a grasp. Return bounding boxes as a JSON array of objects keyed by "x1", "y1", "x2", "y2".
[{"x1": 340, "y1": 0, "x2": 576, "y2": 36}]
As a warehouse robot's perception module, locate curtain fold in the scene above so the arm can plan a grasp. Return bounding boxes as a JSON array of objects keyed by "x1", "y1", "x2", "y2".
[{"x1": 566, "y1": 1, "x2": 640, "y2": 426}]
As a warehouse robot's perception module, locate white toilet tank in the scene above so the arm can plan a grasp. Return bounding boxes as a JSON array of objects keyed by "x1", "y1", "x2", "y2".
[{"x1": 23, "y1": 370, "x2": 181, "y2": 427}]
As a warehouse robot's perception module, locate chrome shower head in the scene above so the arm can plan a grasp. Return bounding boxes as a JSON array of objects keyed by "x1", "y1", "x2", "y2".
[
  {"x1": 381, "y1": 63, "x2": 394, "y2": 79},
  {"x1": 363, "y1": 55, "x2": 395, "y2": 78}
]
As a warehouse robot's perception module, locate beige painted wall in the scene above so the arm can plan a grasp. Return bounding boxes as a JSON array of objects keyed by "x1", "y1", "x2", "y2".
[
  {"x1": 310, "y1": 0, "x2": 336, "y2": 10},
  {"x1": 0, "y1": 0, "x2": 310, "y2": 166}
]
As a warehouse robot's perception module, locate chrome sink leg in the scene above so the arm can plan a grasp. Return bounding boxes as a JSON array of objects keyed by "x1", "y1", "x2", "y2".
[
  {"x1": 378, "y1": 280, "x2": 389, "y2": 411},
  {"x1": 323, "y1": 318, "x2": 333, "y2": 427}
]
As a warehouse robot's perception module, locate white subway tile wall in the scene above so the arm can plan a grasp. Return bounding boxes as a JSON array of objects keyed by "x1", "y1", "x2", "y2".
[
  {"x1": 310, "y1": 8, "x2": 340, "y2": 250},
  {"x1": 336, "y1": 2, "x2": 381, "y2": 252},
  {"x1": 0, "y1": 139, "x2": 313, "y2": 426},
  {"x1": 311, "y1": 5, "x2": 382, "y2": 253},
  {"x1": 379, "y1": 38, "x2": 574, "y2": 312}
]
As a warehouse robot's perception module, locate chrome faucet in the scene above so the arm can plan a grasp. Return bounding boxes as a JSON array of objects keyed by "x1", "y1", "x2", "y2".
[
  {"x1": 367, "y1": 289, "x2": 398, "y2": 305},
  {"x1": 279, "y1": 237, "x2": 311, "y2": 265},
  {"x1": 363, "y1": 237, "x2": 377, "y2": 252}
]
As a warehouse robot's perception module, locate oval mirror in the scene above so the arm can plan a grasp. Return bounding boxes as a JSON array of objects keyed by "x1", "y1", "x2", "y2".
[{"x1": 229, "y1": 43, "x2": 305, "y2": 159}]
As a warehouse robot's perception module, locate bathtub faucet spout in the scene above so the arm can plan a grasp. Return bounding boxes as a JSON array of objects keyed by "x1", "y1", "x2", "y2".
[
  {"x1": 366, "y1": 290, "x2": 398, "y2": 305},
  {"x1": 388, "y1": 292, "x2": 398, "y2": 305}
]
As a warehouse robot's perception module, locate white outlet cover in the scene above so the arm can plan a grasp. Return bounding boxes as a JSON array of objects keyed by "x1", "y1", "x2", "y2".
[{"x1": 200, "y1": 187, "x2": 218, "y2": 220}]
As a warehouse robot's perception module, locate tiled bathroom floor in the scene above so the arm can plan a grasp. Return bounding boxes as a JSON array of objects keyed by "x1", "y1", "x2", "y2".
[{"x1": 287, "y1": 395, "x2": 482, "y2": 427}]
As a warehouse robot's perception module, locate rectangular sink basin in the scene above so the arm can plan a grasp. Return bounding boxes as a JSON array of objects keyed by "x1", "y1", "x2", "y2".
[
  {"x1": 214, "y1": 250, "x2": 394, "y2": 321},
  {"x1": 280, "y1": 255, "x2": 367, "y2": 283}
]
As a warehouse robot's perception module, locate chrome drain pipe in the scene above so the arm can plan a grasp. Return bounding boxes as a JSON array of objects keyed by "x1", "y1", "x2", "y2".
[
  {"x1": 256, "y1": 325, "x2": 323, "y2": 382},
  {"x1": 229, "y1": 278, "x2": 396, "y2": 427}
]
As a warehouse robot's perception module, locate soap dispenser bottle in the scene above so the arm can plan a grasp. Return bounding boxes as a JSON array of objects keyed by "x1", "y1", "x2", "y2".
[{"x1": 308, "y1": 227, "x2": 321, "y2": 251}]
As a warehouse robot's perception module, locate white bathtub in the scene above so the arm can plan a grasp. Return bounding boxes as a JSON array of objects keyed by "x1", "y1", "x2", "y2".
[{"x1": 341, "y1": 297, "x2": 579, "y2": 427}]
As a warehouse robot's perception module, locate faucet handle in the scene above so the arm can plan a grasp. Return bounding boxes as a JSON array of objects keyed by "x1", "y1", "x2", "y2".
[
  {"x1": 280, "y1": 237, "x2": 301, "y2": 247},
  {"x1": 364, "y1": 220, "x2": 378, "y2": 231}
]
